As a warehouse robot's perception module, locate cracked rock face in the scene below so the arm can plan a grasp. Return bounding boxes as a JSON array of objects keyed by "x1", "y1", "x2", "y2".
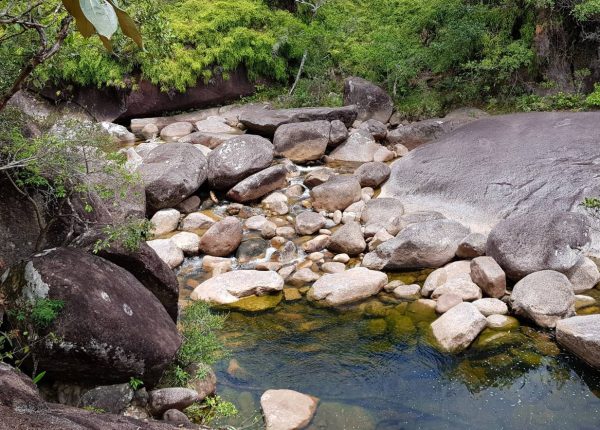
[
  {"x1": 0, "y1": 247, "x2": 180, "y2": 386},
  {"x1": 381, "y1": 112, "x2": 600, "y2": 242}
]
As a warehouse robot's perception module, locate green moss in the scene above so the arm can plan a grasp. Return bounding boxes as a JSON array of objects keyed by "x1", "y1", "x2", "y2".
[{"x1": 221, "y1": 293, "x2": 283, "y2": 312}]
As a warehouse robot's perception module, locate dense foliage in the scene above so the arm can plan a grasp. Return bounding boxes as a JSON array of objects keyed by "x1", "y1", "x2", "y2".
[{"x1": 2, "y1": 0, "x2": 599, "y2": 117}]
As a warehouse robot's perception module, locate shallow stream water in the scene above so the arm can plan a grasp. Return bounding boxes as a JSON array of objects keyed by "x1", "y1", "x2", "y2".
[{"x1": 178, "y1": 265, "x2": 600, "y2": 430}]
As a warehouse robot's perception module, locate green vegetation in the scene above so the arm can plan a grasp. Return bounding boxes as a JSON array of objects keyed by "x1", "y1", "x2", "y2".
[{"x1": 5, "y1": 0, "x2": 590, "y2": 119}]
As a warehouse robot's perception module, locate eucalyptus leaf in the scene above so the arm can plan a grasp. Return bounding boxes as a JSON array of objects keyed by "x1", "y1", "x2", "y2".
[
  {"x1": 79, "y1": 0, "x2": 118, "y2": 39},
  {"x1": 106, "y1": 0, "x2": 143, "y2": 49},
  {"x1": 61, "y1": 0, "x2": 96, "y2": 37}
]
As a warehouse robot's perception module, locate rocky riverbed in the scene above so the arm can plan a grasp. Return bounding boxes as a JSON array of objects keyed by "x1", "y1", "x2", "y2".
[{"x1": 2, "y1": 78, "x2": 600, "y2": 429}]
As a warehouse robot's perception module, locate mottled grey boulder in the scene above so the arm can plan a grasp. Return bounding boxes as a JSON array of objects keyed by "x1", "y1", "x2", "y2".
[
  {"x1": 327, "y1": 222, "x2": 366, "y2": 256},
  {"x1": 470, "y1": 256, "x2": 506, "y2": 299},
  {"x1": 556, "y1": 315, "x2": 600, "y2": 369},
  {"x1": 273, "y1": 120, "x2": 330, "y2": 163},
  {"x1": 565, "y1": 257, "x2": 600, "y2": 293},
  {"x1": 354, "y1": 162, "x2": 391, "y2": 188},
  {"x1": 226, "y1": 165, "x2": 288, "y2": 203},
  {"x1": 138, "y1": 143, "x2": 208, "y2": 211},
  {"x1": 361, "y1": 198, "x2": 404, "y2": 231},
  {"x1": 0, "y1": 248, "x2": 180, "y2": 386},
  {"x1": 79, "y1": 383, "x2": 134, "y2": 414},
  {"x1": 329, "y1": 120, "x2": 349, "y2": 146},
  {"x1": 344, "y1": 77, "x2": 393, "y2": 123},
  {"x1": 358, "y1": 119, "x2": 388, "y2": 140},
  {"x1": 295, "y1": 211, "x2": 327, "y2": 236},
  {"x1": 148, "y1": 387, "x2": 198, "y2": 416},
  {"x1": 381, "y1": 112, "x2": 600, "y2": 242},
  {"x1": 310, "y1": 176, "x2": 361, "y2": 212},
  {"x1": 239, "y1": 105, "x2": 357, "y2": 136},
  {"x1": 207, "y1": 135, "x2": 274, "y2": 189},
  {"x1": 363, "y1": 219, "x2": 469, "y2": 270},
  {"x1": 328, "y1": 130, "x2": 382, "y2": 163},
  {"x1": 456, "y1": 233, "x2": 487, "y2": 258},
  {"x1": 486, "y1": 211, "x2": 590, "y2": 280},
  {"x1": 510, "y1": 270, "x2": 575, "y2": 328}
]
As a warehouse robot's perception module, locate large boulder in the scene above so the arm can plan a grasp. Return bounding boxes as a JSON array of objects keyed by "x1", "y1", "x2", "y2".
[
  {"x1": 74, "y1": 230, "x2": 180, "y2": 321},
  {"x1": 138, "y1": 143, "x2": 208, "y2": 212},
  {"x1": 273, "y1": 120, "x2": 331, "y2": 163},
  {"x1": 0, "y1": 248, "x2": 180, "y2": 386},
  {"x1": 239, "y1": 105, "x2": 357, "y2": 136},
  {"x1": 308, "y1": 267, "x2": 387, "y2": 306},
  {"x1": 343, "y1": 77, "x2": 393, "y2": 123},
  {"x1": 362, "y1": 219, "x2": 469, "y2": 270},
  {"x1": 381, "y1": 112, "x2": 600, "y2": 249},
  {"x1": 261, "y1": 389, "x2": 319, "y2": 430},
  {"x1": 510, "y1": 270, "x2": 575, "y2": 328},
  {"x1": 431, "y1": 302, "x2": 487, "y2": 353},
  {"x1": 207, "y1": 135, "x2": 274, "y2": 189},
  {"x1": 486, "y1": 211, "x2": 591, "y2": 280},
  {"x1": 310, "y1": 176, "x2": 361, "y2": 212},
  {"x1": 226, "y1": 165, "x2": 288, "y2": 203},
  {"x1": 190, "y1": 270, "x2": 284, "y2": 304},
  {"x1": 556, "y1": 315, "x2": 600, "y2": 369}
]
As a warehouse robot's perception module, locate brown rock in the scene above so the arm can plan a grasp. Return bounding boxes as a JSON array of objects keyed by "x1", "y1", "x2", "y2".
[{"x1": 199, "y1": 216, "x2": 243, "y2": 257}]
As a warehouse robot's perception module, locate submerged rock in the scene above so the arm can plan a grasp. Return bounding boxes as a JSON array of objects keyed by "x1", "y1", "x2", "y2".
[
  {"x1": 556, "y1": 315, "x2": 600, "y2": 369},
  {"x1": 308, "y1": 267, "x2": 387, "y2": 306},
  {"x1": 510, "y1": 270, "x2": 575, "y2": 328},
  {"x1": 431, "y1": 302, "x2": 487, "y2": 353},
  {"x1": 190, "y1": 270, "x2": 284, "y2": 304},
  {"x1": 260, "y1": 389, "x2": 319, "y2": 430}
]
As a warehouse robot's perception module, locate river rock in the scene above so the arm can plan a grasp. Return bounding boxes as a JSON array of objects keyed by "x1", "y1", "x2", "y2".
[
  {"x1": 329, "y1": 120, "x2": 349, "y2": 146},
  {"x1": 486, "y1": 314, "x2": 520, "y2": 330},
  {"x1": 302, "y1": 235, "x2": 330, "y2": 253},
  {"x1": 321, "y1": 262, "x2": 346, "y2": 273},
  {"x1": 79, "y1": 383, "x2": 134, "y2": 414},
  {"x1": 174, "y1": 195, "x2": 201, "y2": 214},
  {"x1": 207, "y1": 135, "x2": 274, "y2": 189},
  {"x1": 273, "y1": 120, "x2": 331, "y2": 163},
  {"x1": 226, "y1": 165, "x2": 288, "y2": 202},
  {"x1": 311, "y1": 176, "x2": 361, "y2": 212},
  {"x1": 150, "y1": 209, "x2": 180, "y2": 236},
  {"x1": 486, "y1": 211, "x2": 591, "y2": 280},
  {"x1": 359, "y1": 119, "x2": 388, "y2": 140},
  {"x1": 456, "y1": 233, "x2": 487, "y2": 258},
  {"x1": 327, "y1": 222, "x2": 366, "y2": 256},
  {"x1": 295, "y1": 211, "x2": 327, "y2": 235},
  {"x1": 101, "y1": 122, "x2": 135, "y2": 143},
  {"x1": 308, "y1": 267, "x2": 387, "y2": 306},
  {"x1": 343, "y1": 77, "x2": 393, "y2": 123},
  {"x1": 394, "y1": 211, "x2": 445, "y2": 232},
  {"x1": 472, "y1": 298, "x2": 508, "y2": 316},
  {"x1": 362, "y1": 219, "x2": 469, "y2": 270},
  {"x1": 304, "y1": 167, "x2": 335, "y2": 188},
  {"x1": 435, "y1": 293, "x2": 463, "y2": 313},
  {"x1": 565, "y1": 257, "x2": 600, "y2": 293},
  {"x1": 373, "y1": 146, "x2": 395, "y2": 162},
  {"x1": 159, "y1": 122, "x2": 194, "y2": 142},
  {"x1": 199, "y1": 216, "x2": 242, "y2": 257},
  {"x1": 510, "y1": 270, "x2": 575, "y2": 328},
  {"x1": 138, "y1": 143, "x2": 208, "y2": 211},
  {"x1": 181, "y1": 212, "x2": 216, "y2": 231},
  {"x1": 170, "y1": 232, "x2": 200, "y2": 254},
  {"x1": 0, "y1": 248, "x2": 180, "y2": 385},
  {"x1": 431, "y1": 275, "x2": 482, "y2": 301},
  {"x1": 148, "y1": 388, "x2": 198, "y2": 416},
  {"x1": 354, "y1": 162, "x2": 391, "y2": 188},
  {"x1": 141, "y1": 123, "x2": 159, "y2": 140},
  {"x1": 393, "y1": 284, "x2": 421, "y2": 300},
  {"x1": 261, "y1": 389, "x2": 319, "y2": 430},
  {"x1": 556, "y1": 315, "x2": 600, "y2": 369},
  {"x1": 470, "y1": 256, "x2": 506, "y2": 298},
  {"x1": 289, "y1": 268, "x2": 321, "y2": 286},
  {"x1": 190, "y1": 270, "x2": 284, "y2": 304},
  {"x1": 239, "y1": 105, "x2": 357, "y2": 136},
  {"x1": 147, "y1": 239, "x2": 184, "y2": 269},
  {"x1": 381, "y1": 113, "x2": 600, "y2": 244},
  {"x1": 328, "y1": 130, "x2": 383, "y2": 163},
  {"x1": 361, "y1": 198, "x2": 404, "y2": 232},
  {"x1": 195, "y1": 116, "x2": 242, "y2": 135},
  {"x1": 431, "y1": 302, "x2": 487, "y2": 352}
]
